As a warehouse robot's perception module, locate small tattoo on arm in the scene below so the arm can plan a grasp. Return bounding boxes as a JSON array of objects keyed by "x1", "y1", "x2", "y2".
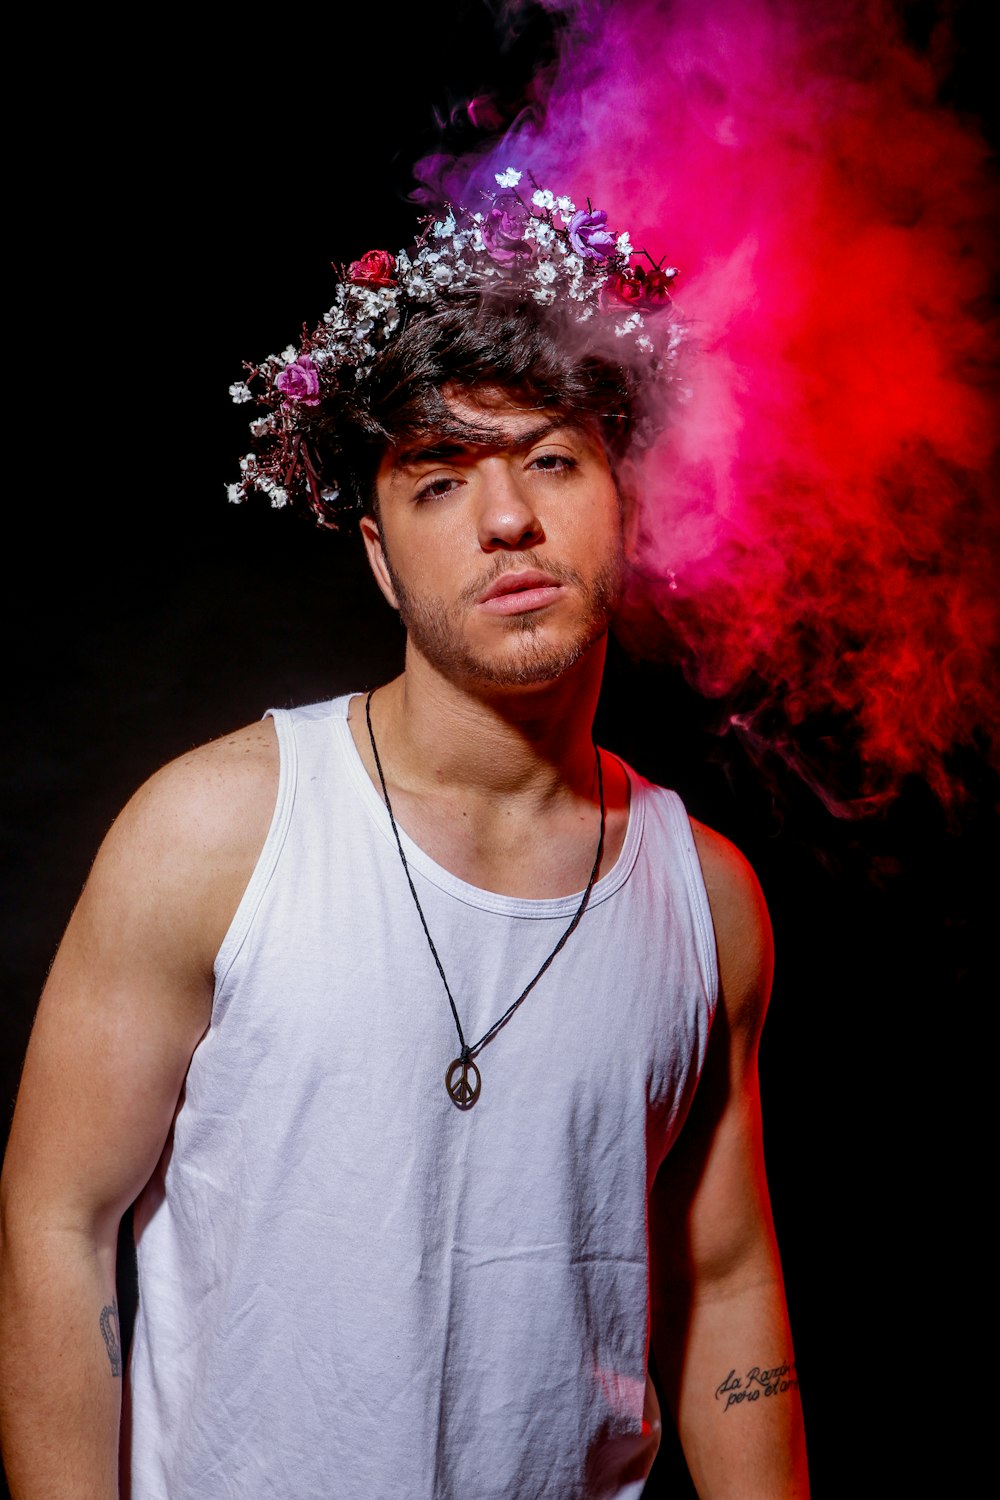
[
  {"x1": 715, "y1": 1361, "x2": 798, "y2": 1412},
  {"x1": 100, "y1": 1302, "x2": 122, "y2": 1378}
]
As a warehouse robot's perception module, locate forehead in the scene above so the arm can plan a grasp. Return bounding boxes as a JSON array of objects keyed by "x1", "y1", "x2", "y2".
[
  {"x1": 379, "y1": 390, "x2": 603, "y2": 478},
  {"x1": 430, "y1": 388, "x2": 561, "y2": 438}
]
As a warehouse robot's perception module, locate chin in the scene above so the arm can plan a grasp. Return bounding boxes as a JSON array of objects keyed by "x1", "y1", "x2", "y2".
[{"x1": 409, "y1": 614, "x2": 609, "y2": 689}]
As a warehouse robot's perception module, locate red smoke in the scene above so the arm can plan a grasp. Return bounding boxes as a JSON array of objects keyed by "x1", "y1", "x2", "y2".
[{"x1": 419, "y1": 0, "x2": 998, "y2": 813}]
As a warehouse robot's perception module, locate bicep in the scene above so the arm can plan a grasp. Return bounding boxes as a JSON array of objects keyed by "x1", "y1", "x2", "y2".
[
  {"x1": 653, "y1": 822, "x2": 780, "y2": 1293},
  {"x1": 5, "y1": 919, "x2": 210, "y2": 1247},
  {"x1": 651, "y1": 1009, "x2": 776, "y2": 1301},
  {"x1": 3, "y1": 780, "x2": 227, "y2": 1246},
  {"x1": 5, "y1": 911, "x2": 213, "y2": 1257}
]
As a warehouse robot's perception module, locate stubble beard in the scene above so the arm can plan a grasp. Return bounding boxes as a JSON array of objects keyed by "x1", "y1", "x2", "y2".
[{"x1": 382, "y1": 548, "x2": 625, "y2": 689}]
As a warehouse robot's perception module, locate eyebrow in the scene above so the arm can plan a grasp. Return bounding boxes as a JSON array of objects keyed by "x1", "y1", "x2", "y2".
[{"x1": 393, "y1": 417, "x2": 583, "y2": 470}]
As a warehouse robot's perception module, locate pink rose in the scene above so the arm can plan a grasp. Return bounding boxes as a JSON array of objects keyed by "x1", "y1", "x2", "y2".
[
  {"x1": 275, "y1": 355, "x2": 321, "y2": 407},
  {"x1": 348, "y1": 249, "x2": 397, "y2": 286}
]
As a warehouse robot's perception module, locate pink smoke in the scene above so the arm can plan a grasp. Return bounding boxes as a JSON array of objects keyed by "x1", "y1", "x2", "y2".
[{"x1": 418, "y1": 0, "x2": 999, "y2": 814}]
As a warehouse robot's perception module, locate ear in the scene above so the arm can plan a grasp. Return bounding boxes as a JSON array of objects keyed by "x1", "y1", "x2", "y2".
[{"x1": 359, "y1": 514, "x2": 401, "y2": 611}]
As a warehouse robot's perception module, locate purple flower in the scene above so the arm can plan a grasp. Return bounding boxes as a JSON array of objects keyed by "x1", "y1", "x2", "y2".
[
  {"x1": 275, "y1": 355, "x2": 321, "y2": 407},
  {"x1": 568, "y1": 208, "x2": 615, "y2": 261},
  {"x1": 481, "y1": 191, "x2": 534, "y2": 266}
]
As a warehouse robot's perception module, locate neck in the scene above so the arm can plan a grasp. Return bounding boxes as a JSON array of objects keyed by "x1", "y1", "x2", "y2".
[
  {"x1": 350, "y1": 633, "x2": 629, "y2": 899},
  {"x1": 370, "y1": 636, "x2": 608, "y2": 803}
]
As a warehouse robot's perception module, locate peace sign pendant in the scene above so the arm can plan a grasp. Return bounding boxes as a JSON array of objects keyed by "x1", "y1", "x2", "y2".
[{"x1": 446, "y1": 1055, "x2": 481, "y2": 1109}]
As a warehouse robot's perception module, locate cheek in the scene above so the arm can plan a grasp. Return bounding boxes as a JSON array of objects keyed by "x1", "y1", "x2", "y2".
[
  {"x1": 380, "y1": 525, "x2": 458, "y2": 608},
  {"x1": 569, "y1": 487, "x2": 625, "y2": 556}
]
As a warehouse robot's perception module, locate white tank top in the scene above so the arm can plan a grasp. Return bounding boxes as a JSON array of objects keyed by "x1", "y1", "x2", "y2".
[{"x1": 127, "y1": 695, "x2": 718, "y2": 1499}]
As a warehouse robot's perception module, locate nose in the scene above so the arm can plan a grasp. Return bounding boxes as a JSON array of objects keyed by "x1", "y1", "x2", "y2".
[{"x1": 476, "y1": 461, "x2": 544, "y2": 552}]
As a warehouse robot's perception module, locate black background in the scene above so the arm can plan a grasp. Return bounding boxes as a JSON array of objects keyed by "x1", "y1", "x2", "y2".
[{"x1": 2, "y1": 3, "x2": 995, "y2": 1495}]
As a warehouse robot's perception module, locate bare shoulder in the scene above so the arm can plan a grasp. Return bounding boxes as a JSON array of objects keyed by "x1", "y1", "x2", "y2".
[
  {"x1": 0, "y1": 722, "x2": 281, "y2": 1229},
  {"x1": 113, "y1": 718, "x2": 277, "y2": 843},
  {"x1": 689, "y1": 817, "x2": 774, "y2": 1038},
  {"x1": 78, "y1": 718, "x2": 280, "y2": 982},
  {"x1": 124, "y1": 717, "x2": 278, "y2": 827}
]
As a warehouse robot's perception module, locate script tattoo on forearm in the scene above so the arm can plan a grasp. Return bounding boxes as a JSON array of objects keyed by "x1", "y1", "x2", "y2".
[
  {"x1": 100, "y1": 1302, "x2": 122, "y2": 1378},
  {"x1": 715, "y1": 1361, "x2": 798, "y2": 1412}
]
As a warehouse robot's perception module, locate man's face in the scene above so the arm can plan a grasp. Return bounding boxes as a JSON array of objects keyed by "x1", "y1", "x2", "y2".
[{"x1": 361, "y1": 390, "x2": 626, "y2": 690}]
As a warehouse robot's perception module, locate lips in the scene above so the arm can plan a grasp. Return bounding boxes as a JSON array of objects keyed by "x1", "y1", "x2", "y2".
[{"x1": 474, "y1": 569, "x2": 566, "y2": 617}]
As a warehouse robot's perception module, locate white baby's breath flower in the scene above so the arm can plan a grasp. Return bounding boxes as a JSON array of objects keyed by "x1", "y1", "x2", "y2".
[
  {"x1": 532, "y1": 189, "x2": 556, "y2": 210},
  {"x1": 555, "y1": 195, "x2": 576, "y2": 215},
  {"x1": 534, "y1": 261, "x2": 557, "y2": 285},
  {"x1": 270, "y1": 488, "x2": 288, "y2": 509},
  {"x1": 616, "y1": 232, "x2": 633, "y2": 257},
  {"x1": 533, "y1": 222, "x2": 556, "y2": 249},
  {"x1": 432, "y1": 214, "x2": 457, "y2": 239},
  {"x1": 532, "y1": 287, "x2": 556, "y2": 305},
  {"x1": 250, "y1": 416, "x2": 274, "y2": 437},
  {"x1": 229, "y1": 381, "x2": 252, "y2": 404},
  {"x1": 615, "y1": 312, "x2": 642, "y2": 337},
  {"x1": 495, "y1": 167, "x2": 522, "y2": 187},
  {"x1": 226, "y1": 482, "x2": 243, "y2": 503},
  {"x1": 280, "y1": 345, "x2": 298, "y2": 363},
  {"x1": 432, "y1": 263, "x2": 455, "y2": 284},
  {"x1": 636, "y1": 334, "x2": 654, "y2": 352},
  {"x1": 359, "y1": 288, "x2": 385, "y2": 317}
]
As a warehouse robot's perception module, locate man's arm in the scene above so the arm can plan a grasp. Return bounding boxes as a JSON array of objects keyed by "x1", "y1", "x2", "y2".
[
  {"x1": 0, "y1": 723, "x2": 277, "y2": 1499},
  {"x1": 650, "y1": 820, "x2": 809, "y2": 1498}
]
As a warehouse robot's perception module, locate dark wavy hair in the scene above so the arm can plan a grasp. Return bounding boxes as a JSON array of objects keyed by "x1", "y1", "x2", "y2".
[{"x1": 304, "y1": 288, "x2": 646, "y2": 525}]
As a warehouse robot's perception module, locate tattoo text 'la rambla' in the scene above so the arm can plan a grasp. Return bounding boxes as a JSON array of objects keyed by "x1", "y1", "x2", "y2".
[
  {"x1": 100, "y1": 1302, "x2": 122, "y2": 1378},
  {"x1": 715, "y1": 1361, "x2": 798, "y2": 1412}
]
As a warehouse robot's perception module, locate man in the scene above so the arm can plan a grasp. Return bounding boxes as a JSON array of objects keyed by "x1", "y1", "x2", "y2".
[{"x1": 1, "y1": 172, "x2": 808, "y2": 1496}]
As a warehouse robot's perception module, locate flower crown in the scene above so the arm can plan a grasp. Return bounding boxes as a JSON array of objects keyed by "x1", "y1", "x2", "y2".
[{"x1": 227, "y1": 167, "x2": 682, "y2": 523}]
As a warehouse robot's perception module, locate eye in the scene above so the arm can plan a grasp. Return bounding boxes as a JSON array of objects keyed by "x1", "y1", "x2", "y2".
[
  {"x1": 415, "y1": 475, "x2": 462, "y2": 502},
  {"x1": 528, "y1": 452, "x2": 578, "y2": 473}
]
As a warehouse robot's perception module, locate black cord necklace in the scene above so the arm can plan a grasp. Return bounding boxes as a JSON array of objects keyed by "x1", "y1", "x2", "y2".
[{"x1": 365, "y1": 691, "x2": 606, "y2": 1109}]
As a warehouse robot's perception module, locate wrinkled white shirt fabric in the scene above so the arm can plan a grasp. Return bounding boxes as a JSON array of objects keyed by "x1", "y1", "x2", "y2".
[{"x1": 126, "y1": 695, "x2": 718, "y2": 1498}]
